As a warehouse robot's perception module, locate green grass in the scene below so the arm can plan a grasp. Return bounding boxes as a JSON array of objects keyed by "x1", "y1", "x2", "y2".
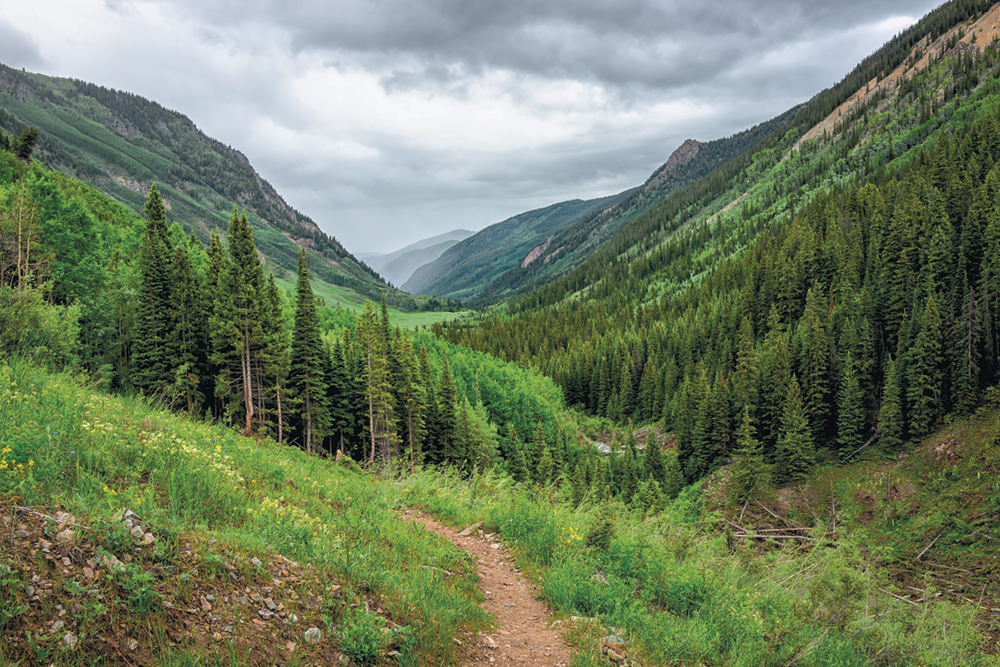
[
  {"x1": 399, "y1": 438, "x2": 1000, "y2": 667},
  {"x1": 0, "y1": 358, "x2": 489, "y2": 666}
]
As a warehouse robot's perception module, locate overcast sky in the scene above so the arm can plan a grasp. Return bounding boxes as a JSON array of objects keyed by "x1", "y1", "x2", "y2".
[{"x1": 2, "y1": 0, "x2": 937, "y2": 253}]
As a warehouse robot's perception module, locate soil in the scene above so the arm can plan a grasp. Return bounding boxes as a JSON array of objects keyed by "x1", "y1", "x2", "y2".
[{"x1": 401, "y1": 510, "x2": 573, "y2": 667}]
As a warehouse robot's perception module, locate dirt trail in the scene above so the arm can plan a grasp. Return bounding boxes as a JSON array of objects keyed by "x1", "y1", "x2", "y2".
[{"x1": 401, "y1": 509, "x2": 573, "y2": 666}]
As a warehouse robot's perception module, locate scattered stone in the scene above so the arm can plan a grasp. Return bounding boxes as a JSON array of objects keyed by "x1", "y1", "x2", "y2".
[
  {"x1": 15, "y1": 530, "x2": 28, "y2": 539},
  {"x1": 491, "y1": 543, "x2": 502, "y2": 549},
  {"x1": 303, "y1": 627, "x2": 323, "y2": 644},
  {"x1": 483, "y1": 635, "x2": 498, "y2": 649},
  {"x1": 49, "y1": 621, "x2": 65, "y2": 634},
  {"x1": 258, "y1": 609, "x2": 275, "y2": 621},
  {"x1": 250, "y1": 557, "x2": 262, "y2": 567},
  {"x1": 601, "y1": 645, "x2": 625, "y2": 663},
  {"x1": 205, "y1": 594, "x2": 216, "y2": 602},
  {"x1": 265, "y1": 597, "x2": 278, "y2": 612},
  {"x1": 130, "y1": 526, "x2": 145, "y2": 540},
  {"x1": 62, "y1": 632, "x2": 78, "y2": 649},
  {"x1": 143, "y1": 533, "x2": 156, "y2": 545},
  {"x1": 223, "y1": 625, "x2": 234, "y2": 633},
  {"x1": 288, "y1": 614, "x2": 299, "y2": 624},
  {"x1": 126, "y1": 639, "x2": 139, "y2": 651},
  {"x1": 39, "y1": 539, "x2": 52, "y2": 550},
  {"x1": 213, "y1": 632, "x2": 223, "y2": 642},
  {"x1": 457, "y1": 521, "x2": 483, "y2": 537},
  {"x1": 120, "y1": 509, "x2": 140, "y2": 528},
  {"x1": 338, "y1": 655, "x2": 350, "y2": 665},
  {"x1": 200, "y1": 596, "x2": 213, "y2": 612},
  {"x1": 600, "y1": 635, "x2": 625, "y2": 645},
  {"x1": 285, "y1": 641, "x2": 296, "y2": 652},
  {"x1": 83, "y1": 567, "x2": 94, "y2": 580},
  {"x1": 55, "y1": 512, "x2": 76, "y2": 528},
  {"x1": 61, "y1": 557, "x2": 72, "y2": 567},
  {"x1": 25, "y1": 585, "x2": 34, "y2": 596}
]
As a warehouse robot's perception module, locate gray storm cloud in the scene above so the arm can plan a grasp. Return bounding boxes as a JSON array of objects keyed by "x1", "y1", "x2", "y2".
[{"x1": 4, "y1": 0, "x2": 940, "y2": 252}]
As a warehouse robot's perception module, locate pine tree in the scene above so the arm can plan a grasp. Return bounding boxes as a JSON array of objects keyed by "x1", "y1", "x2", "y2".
[
  {"x1": 907, "y1": 294, "x2": 945, "y2": 438},
  {"x1": 357, "y1": 302, "x2": 398, "y2": 464},
  {"x1": 878, "y1": 355, "x2": 904, "y2": 450},
  {"x1": 570, "y1": 464, "x2": 587, "y2": 507},
  {"x1": 799, "y1": 284, "x2": 831, "y2": 440},
  {"x1": 731, "y1": 406, "x2": 769, "y2": 503},
  {"x1": 288, "y1": 249, "x2": 329, "y2": 454},
  {"x1": 261, "y1": 273, "x2": 290, "y2": 441},
  {"x1": 510, "y1": 440, "x2": 529, "y2": 483},
  {"x1": 536, "y1": 446, "x2": 555, "y2": 485},
  {"x1": 395, "y1": 331, "x2": 426, "y2": 471},
  {"x1": 132, "y1": 184, "x2": 174, "y2": 397},
  {"x1": 210, "y1": 208, "x2": 268, "y2": 433},
  {"x1": 437, "y1": 352, "x2": 460, "y2": 464},
  {"x1": 775, "y1": 376, "x2": 814, "y2": 484},
  {"x1": 836, "y1": 352, "x2": 865, "y2": 457},
  {"x1": 643, "y1": 438, "x2": 666, "y2": 489},
  {"x1": 165, "y1": 244, "x2": 205, "y2": 415}
]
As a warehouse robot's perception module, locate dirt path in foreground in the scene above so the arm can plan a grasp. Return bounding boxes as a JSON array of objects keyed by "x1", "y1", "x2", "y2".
[{"x1": 401, "y1": 509, "x2": 573, "y2": 666}]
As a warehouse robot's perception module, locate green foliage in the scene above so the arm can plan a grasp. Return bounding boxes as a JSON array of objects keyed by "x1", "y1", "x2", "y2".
[
  {"x1": 0, "y1": 564, "x2": 28, "y2": 632},
  {"x1": 338, "y1": 604, "x2": 386, "y2": 666}
]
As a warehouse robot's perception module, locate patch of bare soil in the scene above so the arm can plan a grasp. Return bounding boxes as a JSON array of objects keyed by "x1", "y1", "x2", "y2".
[{"x1": 401, "y1": 510, "x2": 572, "y2": 667}]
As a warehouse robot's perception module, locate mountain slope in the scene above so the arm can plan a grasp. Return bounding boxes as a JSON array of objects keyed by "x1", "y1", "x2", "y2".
[
  {"x1": 0, "y1": 64, "x2": 414, "y2": 306},
  {"x1": 363, "y1": 229, "x2": 474, "y2": 286},
  {"x1": 411, "y1": 107, "x2": 798, "y2": 304},
  {"x1": 445, "y1": 0, "x2": 1000, "y2": 479},
  {"x1": 403, "y1": 195, "x2": 621, "y2": 299}
]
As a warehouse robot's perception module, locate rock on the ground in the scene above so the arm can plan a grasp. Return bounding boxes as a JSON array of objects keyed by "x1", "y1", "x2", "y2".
[{"x1": 304, "y1": 627, "x2": 322, "y2": 644}]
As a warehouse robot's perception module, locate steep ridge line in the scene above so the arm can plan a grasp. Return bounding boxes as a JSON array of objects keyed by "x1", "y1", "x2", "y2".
[{"x1": 401, "y1": 510, "x2": 572, "y2": 667}]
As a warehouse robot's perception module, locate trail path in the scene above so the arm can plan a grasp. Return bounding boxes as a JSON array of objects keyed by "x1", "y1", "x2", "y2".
[{"x1": 401, "y1": 509, "x2": 573, "y2": 666}]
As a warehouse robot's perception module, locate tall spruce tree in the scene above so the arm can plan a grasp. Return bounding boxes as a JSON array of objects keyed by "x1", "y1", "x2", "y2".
[
  {"x1": 775, "y1": 375, "x2": 814, "y2": 484},
  {"x1": 288, "y1": 249, "x2": 329, "y2": 454},
  {"x1": 132, "y1": 184, "x2": 174, "y2": 396},
  {"x1": 210, "y1": 208, "x2": 267, "y2": 432},
  {"x1": 907, "y1": 294, "x2": 945, "y2": 438},
  {"x1": 357, "y1": 302, "x2": 398, "y2": 464}
]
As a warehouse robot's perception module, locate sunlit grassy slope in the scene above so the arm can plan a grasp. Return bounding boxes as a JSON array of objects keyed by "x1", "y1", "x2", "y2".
[{"x1": 0, "y1": 360, "x2": 489, "y2": 666}]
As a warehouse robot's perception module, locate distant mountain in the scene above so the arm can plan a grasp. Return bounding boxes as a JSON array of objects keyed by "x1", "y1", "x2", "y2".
[
  {"x1": 407, "y1": 108, "x2": 796, "y2": 304},
  {"x1": 403, "y1": 195, "x2": 622, "y2": 299},
  {"x1": 363, "y1": 229, "x2": 474, "y2": 286},
  {"x1": 0, "y1": 64, "x2": 417, "y2": 307}
]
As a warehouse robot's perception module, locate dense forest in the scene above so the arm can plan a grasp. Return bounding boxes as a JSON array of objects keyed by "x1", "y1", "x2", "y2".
[
  {"x1": 0, "y1": 138, "x2": 586, "y2": 484},
  {"x1": 444, "y1": 21, "x2": 1000, "y2": 501}
]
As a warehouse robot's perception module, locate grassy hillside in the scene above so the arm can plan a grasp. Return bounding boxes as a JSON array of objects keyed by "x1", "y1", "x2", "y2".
[
  {"x1": 0, "y1": 64, "x2": 424, "y2": 309},
  {"x1": 0, "y1": 360, "x2": 490, "y2": 666}
]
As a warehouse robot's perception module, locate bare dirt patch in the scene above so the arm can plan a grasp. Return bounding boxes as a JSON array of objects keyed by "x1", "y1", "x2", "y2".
[{"x1": 401, "y1": 510, "x2": 572, "y2": 667}]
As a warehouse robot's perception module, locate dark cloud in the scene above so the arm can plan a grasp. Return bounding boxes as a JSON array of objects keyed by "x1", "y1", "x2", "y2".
[
  {"x1": 0, "y1": 21, "x2": 44, "y2": 69},
  {"x1": 156, "y1": 0, "x2": 938, "y2": 94}
]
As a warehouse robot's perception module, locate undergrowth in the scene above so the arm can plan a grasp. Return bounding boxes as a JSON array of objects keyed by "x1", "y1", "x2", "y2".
[
  {"x1": 401, "y1": 447, "x2": 1000, "y2": 667},
  {"x1": 0, "y1": 358, "x2": 489, "y2": 666}
]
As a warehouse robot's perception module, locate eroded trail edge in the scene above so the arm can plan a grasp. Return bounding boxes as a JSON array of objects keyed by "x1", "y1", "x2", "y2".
[{"x1": 401, "y1": 510, "x2": 572, "y2": 667}]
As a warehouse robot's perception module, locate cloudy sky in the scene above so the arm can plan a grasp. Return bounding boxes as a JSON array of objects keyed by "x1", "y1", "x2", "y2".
[{"x1": 2, "y1": 0, "x2": 936, "y2": 253}]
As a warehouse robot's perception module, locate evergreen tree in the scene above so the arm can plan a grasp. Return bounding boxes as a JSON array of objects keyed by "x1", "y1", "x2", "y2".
[
  {"x1": 643, "y1": 438, "x2": 666, "y2": 489},
  {"x1": 395, "y1": 331, "x2": 427, "y2": 471},
  {"x1": 132, "y1": 184, "x2": 174, "y2": 397},
  {"x1": 731, "y1": 406, "x2": 769, "y2": 503},
  {"x1": 775, "y1": 375, "x2": 814, "y2": 484},
  {"x1": 210, "y1": 208, "x2": 268, "y2": 433},
  {"x1": 510, "y1": 440, "x2": 530, "y2": 483},
  {"x1": 536, "y1": 446, "x2": 555, "y2": 485},
  {"x1": 357, "y1": 302, "x2": 398, "y2": 464},
  {"x1": 261, "y1": 273, "x2": 290, "y2": 441},
  {"x1": 166, "y1": 244, "x2": 205, "y2": 415},
  {"x1": 288, "y1": 249, "x2": 329, "y2": 454},
  {"x1": 836, "y1": 352, "x2": 865, "y2": 457},
  {"x1": 907, "y1": 294, "x2": 945, "y2": 438},
  {"x1": 878, "y1": 355, "x2": 904, "y2": 450},
  {"x1": 437, "y1": 352, "x2": 460, "y2": 463}
]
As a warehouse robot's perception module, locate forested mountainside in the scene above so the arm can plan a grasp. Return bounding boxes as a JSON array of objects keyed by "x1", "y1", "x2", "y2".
[
  {"x1": 441, "y1": 0, "x2": 1000, "y2": 308},
  {"x1": 446, "y1": 0, "x2": 1000, "y2": 487},
  {"x1": 408, "y1": 109, "x2": 798, "y2": 304},
  {"x1": 0, "y1": 65, "x2": 416, "y2": 307},
  {"x1": 403, "y1": 194, "x2": 620, "y2": 298}
]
